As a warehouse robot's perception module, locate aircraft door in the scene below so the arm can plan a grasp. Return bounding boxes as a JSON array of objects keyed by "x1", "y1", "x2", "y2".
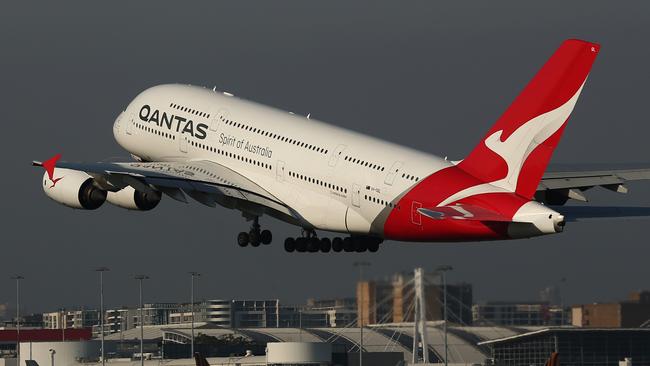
[
  {"x1": 329, "y1": 144, "x2": 347, "y2": 167},
  {"x1": 276, "y1": 160, "x2": 286, "y2": 182},
  {"x1": 411, "y1": 201, "x2": 422, "y2": 225},
  {"x1": 211, "y1": 109, "x2": 228, "y2": 132},
  {"x1": 126, "y1": 113, "x2": 134, "y2": 135},
  {"x1": 179, "y1": 134, "x2": 188, "y2": 153},
  {"x1": 352, "y1": 183, "x2": 361, "y2": 207},
  {"x1": 385, "y1": 161, "x2": 404, "y2": 185}
]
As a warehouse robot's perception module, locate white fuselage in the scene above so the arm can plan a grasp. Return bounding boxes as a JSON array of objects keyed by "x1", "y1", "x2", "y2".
[{"x1": 113, "y1": 84, "x2": 450, "y2": 235}]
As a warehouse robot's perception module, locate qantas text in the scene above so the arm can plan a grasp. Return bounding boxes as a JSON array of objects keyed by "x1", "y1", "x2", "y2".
[{"x1": 139, "y1": 105, "x2": 208, "y2": 139}]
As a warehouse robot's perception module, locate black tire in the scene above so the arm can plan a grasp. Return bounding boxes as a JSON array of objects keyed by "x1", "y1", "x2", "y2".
[
  {"x1": 249, "y1": 231, "x2": 261, "y2": 247},
  {"x1": 284, "y1": 238, "x2": 296, "y2": 252},
  {"x1": 332, "y1": 237, "x2": 343, "y2": 252},
  {"x1": 343, "y1": 237, "x2": 353, "y2": 252},
  {"x1": 237, "y1": 232, "x2": 249, "y2": 247},
  {"x1": 261, "y1": 230, "x2": 272, "y2": 245},
  {"x1": 296, "y1": 238, "x2": 308, "y2": 252},
  {"x1": 368, "y1": 241, "x2": 380, "y2": 252},
  {"x1": 308, "y1": 237, "x2": 320, "y2": 252},
  {"x1": 320, "y1": 238, "x2": 332, "y2": 253},
  {"x1": 354, "y1": 238, "x2": 367, "y2": 252}
]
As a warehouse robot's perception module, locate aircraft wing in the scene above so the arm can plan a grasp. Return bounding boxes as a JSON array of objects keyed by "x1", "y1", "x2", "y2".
[
  {"x1": 32, "y1": 158, "x2": 295, "y2": 219},
  {"x1": 537, "y1": 168, "x2": 650, "y2": 204}
]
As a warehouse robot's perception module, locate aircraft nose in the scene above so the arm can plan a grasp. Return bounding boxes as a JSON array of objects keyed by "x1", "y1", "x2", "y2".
[{"x1": 113, "y1": 112, "x2": 124, "y2": 142}]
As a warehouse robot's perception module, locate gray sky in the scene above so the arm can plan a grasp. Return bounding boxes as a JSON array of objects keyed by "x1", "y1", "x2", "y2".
[{"x1": 1, "y1": 1, "x2": 650, "y2": 315}]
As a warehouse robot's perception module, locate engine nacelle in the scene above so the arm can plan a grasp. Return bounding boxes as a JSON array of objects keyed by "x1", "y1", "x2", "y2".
[
  {"x1": 42, "y1": 169, "x2": 107, "y2": 210},
  {"x1": 106, "y1": 186, "x2": 161, "y2": 211}
]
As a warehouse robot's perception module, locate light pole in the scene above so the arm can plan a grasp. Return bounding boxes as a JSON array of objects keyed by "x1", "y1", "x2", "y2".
[
  {"x1": 189, "y1": 272, "x2": 200, "y2": 358},
  {"x1": 353, "y1": 261, "x2": 370, "y2": 366},
  {"x1": 298, "y1": 308, "x2": 302, "y2": 341},
  {"x1": 60, "y1": 308, "x2": 65, "y2": 342},
  {"x1": 48, "y1": 349, "x2": 55, "y2": 366},
  {"x1": 96, "y1": 267, "x2": 109, "y2": 366},
  {"x1": 436, "y1": 265, "x2": 453, "y2": 366},
  {"x1": 10, "y1": 275, "x2": 24, "y2": 366},
  {"x1": 134, "y1": 275, "x2": 149, "y2": 366}
]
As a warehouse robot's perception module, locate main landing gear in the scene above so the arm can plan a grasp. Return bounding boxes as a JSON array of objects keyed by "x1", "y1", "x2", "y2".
[
  {"x1": 284, "y1": 231, "x2": 382, "y2": 253},
  {"x1": 237, "y1": 217, "x2": 272, "y2": 247}
]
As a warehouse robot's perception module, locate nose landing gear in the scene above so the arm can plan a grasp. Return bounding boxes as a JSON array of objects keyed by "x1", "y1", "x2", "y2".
[{"x1": 237, "y1": 216, "x2": 272, "y2": 247}]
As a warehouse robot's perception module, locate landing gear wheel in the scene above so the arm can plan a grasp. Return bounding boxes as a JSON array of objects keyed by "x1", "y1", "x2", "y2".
[
  {"x1": 261, "y1": 230, "x2": 272, "y2": 245},
  {"x1": 284, "y1": 238, "x2": 296, "y2": 252},
  {"x1": 343, "y1": 237, "x2": 353, "y2": 252},
  {"x1": 296, "y1": 238, "x2": 308, "y2": 252},
  {"x1": 332, "y1": 237, "x2": 343, "y2": 252},
  {"x1": 308, "y1": 237, "x2": 320, "y2": 252},
  {"x1": 354, "y1": 238, "x2": 367, "y2": 252},
  {"x1": 249, "y1": 231, "x2": 261, "y2": 247},
  {"x1": 320, "y1": 238, "x2": 332, "y2": 253},
  {"x1": 237, "y1": 232, "x2": 249, "y2": 247},
  {"x1": 368, "y1": 241, "x2": 379, "y2": 253}
]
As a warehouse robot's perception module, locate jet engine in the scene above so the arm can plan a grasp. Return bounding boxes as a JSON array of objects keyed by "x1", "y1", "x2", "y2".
[
  {"x1": 42, "y1": 169, "x2": 107, "y2": 209},
  {"x1": 106, "y1": 186, "x2": 161, "y2": 211}
]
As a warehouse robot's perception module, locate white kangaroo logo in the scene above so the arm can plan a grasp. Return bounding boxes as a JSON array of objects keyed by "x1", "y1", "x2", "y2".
[{"x1": 438, "y1": 83, "x2": 585, "y2": 207}]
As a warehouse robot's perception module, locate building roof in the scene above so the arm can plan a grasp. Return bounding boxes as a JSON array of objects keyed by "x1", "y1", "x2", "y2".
[
  {"x1": 0, "y1": 328, "x2": 92, "y2": 342},
  {"x1": 477, "y1": 327, "x2": 650, "y2": 345},
  {"x1": 102, "y1": 323, "x2": 551, "y2": 364}
]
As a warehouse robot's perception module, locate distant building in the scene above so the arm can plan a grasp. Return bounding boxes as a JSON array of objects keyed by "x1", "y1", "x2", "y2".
[
  {"x1": 0, "y1": 328, "x2": 92, "y2": 357},
  {"x1": 2, "y1": 314, "x2": 44, "y2": 329},
  {"x1": 357, "y1": 271, "x2": 472, "y2": 326},
  {"x1": 473, "y1": 301, "x2": 568, "y2": 326},
  {"x1": 170, "y1": 299, "x2": 353, "y2": 329},
  {"x1": 171, "y1": 299, "x2": 285, "y2": 328},
  {"x1": 306, "y1": 297, "x2": 356, "y2": 310},
  {"x1": 94, "y1": 308, "x2": 130, "y2": 336},
  {"x1": 43, "y1": 309, "x2": 99, "y2": 329},
  {"x1": 133, "y1": 303, "x2": 181, "y2": 327},
  {"x1": 480, "y1": 328, "x2": 650, "y2": 366},
  {"x1": 94, "y1": 303, "x2": 182, "y2": 336},
  {"x1": 572, "y1": 291, "x2": 650, "y2": 327},
  {"x1": 0, "y1": 303, "x2": 8, "y2": 320},
  {"x1": 231, "y1": 299, "x2": 283, "y2": 328},
  {"x1": 303, "y1": 298, "x2": 357, "y2": 327}
]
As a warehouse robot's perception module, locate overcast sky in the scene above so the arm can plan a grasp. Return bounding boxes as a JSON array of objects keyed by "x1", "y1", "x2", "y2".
[{"x1": 1, "y1": 1, "x2": 650, "y2": 316}]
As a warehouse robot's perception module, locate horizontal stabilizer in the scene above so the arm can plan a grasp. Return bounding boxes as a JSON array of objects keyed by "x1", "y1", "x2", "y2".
[{"x1": 418, "y1": 204, "x2": 512, "y2": 222}]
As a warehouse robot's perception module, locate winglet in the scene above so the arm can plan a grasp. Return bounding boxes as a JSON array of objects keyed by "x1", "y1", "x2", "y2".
[{"x1": 39, "y1": 153, "x2": 62, "y2": 181}]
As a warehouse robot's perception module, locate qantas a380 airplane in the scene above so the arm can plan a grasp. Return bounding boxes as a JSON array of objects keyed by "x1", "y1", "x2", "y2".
[{"x1": 34, "y1": 39, "x2": 650, "y2": 253}]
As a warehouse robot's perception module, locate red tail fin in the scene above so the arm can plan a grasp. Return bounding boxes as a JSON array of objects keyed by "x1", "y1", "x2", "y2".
[{"x1": 458, "y1": 39, "x2": 600, "y2": 199}]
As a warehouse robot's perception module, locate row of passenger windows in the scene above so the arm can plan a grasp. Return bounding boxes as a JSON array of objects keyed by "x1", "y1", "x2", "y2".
[
  {"x1": 169, "y1": 102, "x2": 210, "y2": 119},
  {"x1": 135, "y1": 122, "x2": 176, "y2": 140},
  {"x1": 288, "y1": 171, "x2": 347, "y2": 194},
  {"x1": 344, "y1": 155, "x2": 385, "y2": 172},
  {"x1": 189, "y1": 140, "x2": 273, "y2": 171},
  {"x1": 402, "y1": 173, "x2": 420, "y2": 182},
  {"x1": 220, "y1": 116, "x2": 329, "y2": 155},
  {"x1": 364, "y1": 194, "x2": 397, "y2": 208}
]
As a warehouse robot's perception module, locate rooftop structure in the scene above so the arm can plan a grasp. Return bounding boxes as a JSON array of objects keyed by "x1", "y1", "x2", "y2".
[{"x1": 480, "y1": 327, "x2": 650, "y2": 365}]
